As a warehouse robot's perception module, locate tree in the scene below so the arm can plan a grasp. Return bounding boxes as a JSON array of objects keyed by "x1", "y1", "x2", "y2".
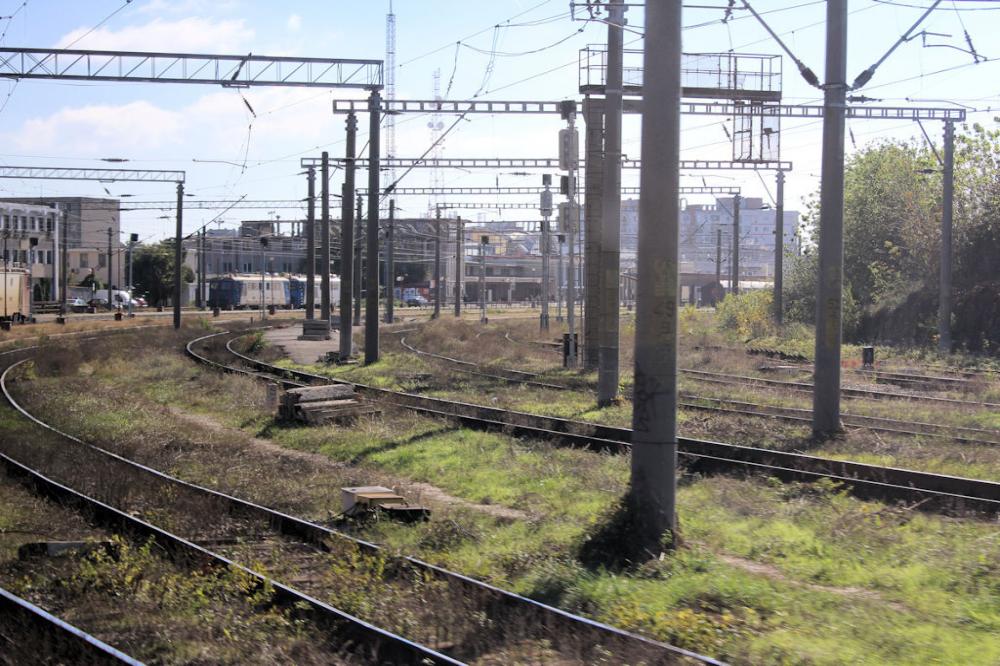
[{"x1": 131, "y1": 241, "x2": 193, "y2": 306}]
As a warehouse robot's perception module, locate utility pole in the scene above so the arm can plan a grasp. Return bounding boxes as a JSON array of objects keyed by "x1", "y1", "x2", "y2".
[
  {"x1": 127, "y1": 233, "x2": 137, "y2": 317},
  {"x1": 939, "y1": 120, "x2": 955, "y2": 352},
  {"x1": 557, "y1": 234, "x2": 564, "y2": 322},
  {"x1": 479, "y1": 235, "x2": 487, "y2": 323},
  {"x1": 260, "y1": 237, "x2": 266, "y2": 320},
  {"x1": 173, "y1": 182, "x2": 183, "y2": 329},
  {"x1": 385, "y1": 198, "x2": 395, "y2": 324},
  {"x1": 454, "y1": 216, "x2": 463, "y2": 317},
  {"x1": 598, "y1": 0, "x2": 625, "y2": 406},
  {"x1": 365, "y1": 90, "x2": 381, "y2": 365},
  {"x1": 774, "y1": 170, "x2": 785, "y2": 323},
  {"x1": 340, "y1": 113, "x2": 357, "y2": 356},
  {"x1": 813, "y1": 0, "x2": 848, "y2": 437},
  {"x1": 433, "y1": 206, "x2": 442, "y2": 319},
  {"x1": 199, "y1": 228, "x2": 206, "y2": 310},
  {"x1": 716, "y1": 227, "x2": 723, "y2": 292},
  {"x1": 320, "y1": 151, "x2": 332, "y2": 325},
  {"x1": 563, "y1": 101, "x2": 579, "y2": 367},
  {"x1": 305, "y1": 166, "x2": 316, "y2": 319},
  {"x1": 631, "y1": 0, "x2": 681, "y2": 550},
  {"x1": 731, "y1": 194, "x2": 741, "y2": 295},
  {"x1": 59, "y1": 207, "x2": 67, "y2": 315},
  {"x1": 582, "y1": 97, "x2": 604, "y2": 370},
  {"x1": 540, "y1": 175, "x2": 553, "y2": 331},
  {"x1": 355, "y1": 197, "x2": 363, "y2": 323},
  {"x1": 106, "y1": 226, "x2": 113, "y2": 310}
]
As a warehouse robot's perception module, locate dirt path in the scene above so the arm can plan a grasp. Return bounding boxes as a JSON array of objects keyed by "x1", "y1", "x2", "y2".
[{"x1": 167, "y1": 407, "x2": 529, "y2": 521}]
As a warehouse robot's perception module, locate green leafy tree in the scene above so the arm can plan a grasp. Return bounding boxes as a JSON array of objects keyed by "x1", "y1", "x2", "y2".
[{"x1": 132, "y1": 241, "x2": 193, "y2": 307}]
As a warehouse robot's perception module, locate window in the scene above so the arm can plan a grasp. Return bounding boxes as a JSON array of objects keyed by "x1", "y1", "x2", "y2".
[
  {"x1": 98, "y1": 253, "x2": 107, "y2": 268},
  {"x1": 80, "y1": 253, "x2": 89, "y2": 269},
  {"x1": 29, "y1": 217, "x2": 36, "y2": 231},
  {"x1": 1, "y1": 215, "x2": 7, "y2": 229}
]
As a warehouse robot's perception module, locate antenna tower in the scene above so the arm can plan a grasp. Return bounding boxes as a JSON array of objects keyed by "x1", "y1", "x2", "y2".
[
  {"x1": 428, "y1": 69, "x2": 445, "y2": 215},
  {"x1": 385, "y1": 1, "x2": 397, "y2": 198}
]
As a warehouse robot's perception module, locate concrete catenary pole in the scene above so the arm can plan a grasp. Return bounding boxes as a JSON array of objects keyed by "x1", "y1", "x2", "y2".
[
  {"x1": 385, "y1": 198, "x2": 395, "y2": 324},
  {"x1": 433, "y1": 207, "x2": 442, "y2": 319},
  {"x1": 355, "y1": 198, "x2": 363, "y2": 323},
  {"x1": 566, "y1": 105, "x2": 579, "y2": 367},
  {"x1": 938, "y1": 120, "x2": 955, "y2": 352},
  {"x1": 631, "y1": 0, "x2": 682, "y2": 549},
  {"x1": 106, "y1": 226, "x2": 113, "y2": 310},
  {"x1": 454, "y1": 216, "x2": 463, "y2": 317},
  {"x1": 340, "y1": 113, "x2": 357, "y2": 357},
  {"x1": 479, "y1": 235, "x2": 487, "y2": 323},
  {"x1": 540, "y1": 178, "x2": 553, "y2": 331},
  {"x1": 731, "y1": 194, "x2": 741, "y2": 295},
  {"x1": 813, "y1": 0, "x2": 848, "y2": 436},
  {"x1": 199, "y1": 228, "x2": 206, "y2": 310},
  {"x1": 173, "y1": 181, "x2": 183, "y2": 329},
  {"x1": 582, "y1": 97, "x2": 604, "y2": 369},
  {"x1": 716, "y1": 227, "x2": 723, "y2": 293},
  {"x1": 597, "y1": 0, "x2": 626, "y2": 406},
  {"x1": 774, "y1": 170, "x2": 785, "y2": 323},
  {"x1": 320, "y1": 151, "x2": 332, "y2": 324},
  {"x1": 557, "y1": 235, "x2": 564, "y2": 322},
  {"x1": 365, "y1": 90, "x2": 382, "y2": 364},
  {"x1": 305, "y1": 167, "x2": 316, "y2": 319}
]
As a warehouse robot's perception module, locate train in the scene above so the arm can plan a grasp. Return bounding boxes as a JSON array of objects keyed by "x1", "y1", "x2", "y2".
[
  {"x1": 208, "y1": 274, "x2": 340, "y2": 310},
  {"x1": 0, "y1": 268, "x2": 33, "y2": 323},
  {"x1": 289, "y1": 274, "x2": 341, "y2": 309}
]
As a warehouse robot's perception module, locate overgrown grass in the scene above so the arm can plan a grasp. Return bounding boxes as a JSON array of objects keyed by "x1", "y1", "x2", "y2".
[{"x1": 9, "y1": 324, "x2": 1000, "y2": 663}]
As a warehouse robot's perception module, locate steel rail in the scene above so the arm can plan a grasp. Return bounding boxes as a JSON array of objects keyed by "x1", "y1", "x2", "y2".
[
  {"x1": 0, "y1": 350, "x2": 461, "y2": 666},
  {"x1": 3, "y1": 332, "x2": 719, "y2": 665},
  {"x1": 397, "y1": 336, "x2": 1000, "y2": 447},
  {"x1": 196, "y1": 331, "x2": 727, "y2": 665},
  {"x1": 214, "y1": 332, "x2": 1000, "y2": 514},
  {"x1": 0, "y1": 586, "x2": 145, "y2": 666}
]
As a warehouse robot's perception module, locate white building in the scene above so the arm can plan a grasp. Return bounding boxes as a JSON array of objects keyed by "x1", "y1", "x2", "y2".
[{"x1": 0, "y1": 202, "x2": 64, "y2": 300}]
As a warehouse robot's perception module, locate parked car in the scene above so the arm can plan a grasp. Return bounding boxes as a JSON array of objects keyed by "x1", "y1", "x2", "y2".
[
  {"x1": 87, "y1": 298, "x2": 108, "y2": 309},
  {"x1": 134, "y1": 297, "x2": 148, "y2": 308},
  {"x1": 68, "y1": 297, "x2": 88, "y2": 313},
  {"x1": 406, "y1": 295, "x2": 428, "y2": 307}
]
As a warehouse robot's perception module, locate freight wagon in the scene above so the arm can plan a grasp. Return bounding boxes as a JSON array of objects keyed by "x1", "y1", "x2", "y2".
[{"x1": 0, "y1": 268, "x2": 32, "y2": 323}]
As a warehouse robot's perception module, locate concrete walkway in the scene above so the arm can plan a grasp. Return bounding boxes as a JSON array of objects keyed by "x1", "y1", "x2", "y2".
[{"x1": 264, "y1": 324, "x2": 346, "y2": 365}]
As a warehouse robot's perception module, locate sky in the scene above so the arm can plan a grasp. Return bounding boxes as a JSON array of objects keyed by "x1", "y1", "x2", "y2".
[{"x1": 0, "y1": 0, "x2": 998, "y2": 245}]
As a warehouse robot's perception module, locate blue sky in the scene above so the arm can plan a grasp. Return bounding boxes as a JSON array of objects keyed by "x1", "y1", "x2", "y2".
[{"x1": 0, "y1": 0, "x2": 998, "y2": 244}]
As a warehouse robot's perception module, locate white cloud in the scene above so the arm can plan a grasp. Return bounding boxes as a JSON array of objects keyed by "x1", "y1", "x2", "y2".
[
  {"x1": 56, "y1": 17, "x2": 254, "y2": 53},
  {"x1": 286, "y1": 14, "x2": 302, "y2": 32},
  {"x1": 11, "y1": 101, "x2": 183, "y2": 154}
]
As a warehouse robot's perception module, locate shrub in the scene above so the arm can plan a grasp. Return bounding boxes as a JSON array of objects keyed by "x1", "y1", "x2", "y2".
[{"x1": 715, "y1": 291, "x2": 775, "y2": 340}]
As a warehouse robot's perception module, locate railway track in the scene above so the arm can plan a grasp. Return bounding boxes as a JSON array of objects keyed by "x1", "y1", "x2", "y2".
[
  {"x1": 509, "y1": 331, "x2": 997, "y2": 398},
  {"x1": 401, "y1": 334, "x2": 1000, "y2": 447},
  {"x1": 0, "y1": 585, "x2": 144, "y2": 665},
  {"x1": 204, "y1": 330, "x2": 1000, "y2": 514},
  {"x1": 2, "y1": 339, "x2": 716, "y2": 665}
]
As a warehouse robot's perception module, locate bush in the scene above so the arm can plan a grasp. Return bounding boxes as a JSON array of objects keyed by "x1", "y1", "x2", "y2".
[{"x1": 715, "y1": 291, "x2": 775, "y2": 340}]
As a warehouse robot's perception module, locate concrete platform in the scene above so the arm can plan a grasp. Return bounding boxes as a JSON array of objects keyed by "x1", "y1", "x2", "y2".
[{"x1": 265, "y1": 325, "x2": 355, "y2": 365}]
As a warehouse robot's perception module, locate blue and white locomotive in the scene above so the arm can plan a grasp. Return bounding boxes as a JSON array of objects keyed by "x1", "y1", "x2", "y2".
[
  {"x1": 289, "y1": 274, "x2": 341, "y2": 309},
  {"x1": 208, "y1": 274, "x2": 291, "y2": 310}
]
